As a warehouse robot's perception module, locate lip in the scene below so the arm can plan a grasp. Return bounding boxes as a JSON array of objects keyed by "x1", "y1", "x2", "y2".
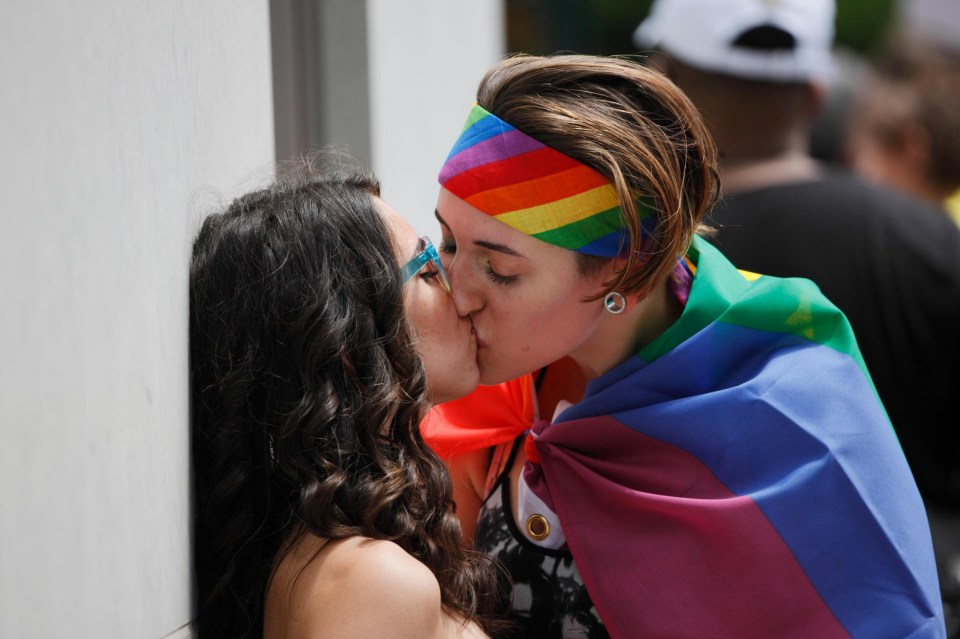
[{"x1": 468, "y1": 318, "x2": 484, "y2": 348}]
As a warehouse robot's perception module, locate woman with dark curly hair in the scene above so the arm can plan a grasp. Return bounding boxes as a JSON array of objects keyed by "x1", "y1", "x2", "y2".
[{"x1": 190, "y1": 162, "x2": 500, "y2": 639}]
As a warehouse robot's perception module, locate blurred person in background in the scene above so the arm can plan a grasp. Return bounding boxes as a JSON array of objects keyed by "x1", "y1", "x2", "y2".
[
  {"x1": 635, "y1": 1, "x2": 960, "y2": 634},
  {"x1": 847, "y1": 35, "x2": 960, "y2": 225}
]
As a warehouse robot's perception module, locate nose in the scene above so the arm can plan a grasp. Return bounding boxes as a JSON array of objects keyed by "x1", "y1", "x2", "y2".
[{"x1": 445, "y1": 257, "x2": 483, "y2": 318}]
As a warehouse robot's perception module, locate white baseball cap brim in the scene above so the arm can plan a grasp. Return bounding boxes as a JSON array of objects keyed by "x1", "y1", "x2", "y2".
[{"x1": 634, "y1": 0, "x2": 836, "y2": 84}]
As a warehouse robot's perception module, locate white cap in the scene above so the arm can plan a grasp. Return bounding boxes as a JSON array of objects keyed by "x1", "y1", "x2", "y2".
[{"x1": 634, "y1": 0, "x2": 836, "y2": 83}]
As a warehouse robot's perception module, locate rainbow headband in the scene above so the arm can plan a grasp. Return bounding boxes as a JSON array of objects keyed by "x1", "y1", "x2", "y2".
[{"x1": 438, "y1": 104, "x2": 654, "y2": 257}]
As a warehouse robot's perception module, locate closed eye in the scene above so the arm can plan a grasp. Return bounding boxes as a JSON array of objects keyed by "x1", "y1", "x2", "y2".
[{"x1": 485, "y1": 266, "x2": 517, "y2": 285}]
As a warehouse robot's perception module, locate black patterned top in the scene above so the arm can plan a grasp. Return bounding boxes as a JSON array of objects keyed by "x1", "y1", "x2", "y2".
[{"x1": 474, "y1": 436, "x2": 610, "y2": 639}]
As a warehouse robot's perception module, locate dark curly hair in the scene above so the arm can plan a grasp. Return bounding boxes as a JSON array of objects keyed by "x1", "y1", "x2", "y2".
[{"x1": 190, "y1": 161, "x2": 500, "y2": 638}]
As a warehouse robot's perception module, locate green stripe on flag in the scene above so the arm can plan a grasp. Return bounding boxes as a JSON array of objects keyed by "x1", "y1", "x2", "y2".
[{"x1": 640, "y1": 237, "x2": 872, "y2": 387}]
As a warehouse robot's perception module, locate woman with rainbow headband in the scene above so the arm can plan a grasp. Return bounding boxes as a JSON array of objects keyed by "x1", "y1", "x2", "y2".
[{"x1": 423, "y1": 55, "x2": 944, "y2": 638}]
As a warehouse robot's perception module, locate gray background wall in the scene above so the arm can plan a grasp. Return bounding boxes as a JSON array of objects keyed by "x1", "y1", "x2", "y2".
[
  {"x1": 0, "y1": 1, "x2": 503, "y2": 637},
  {"x1": 0, "y1": 2, "x2": 276, "y2": 638}
]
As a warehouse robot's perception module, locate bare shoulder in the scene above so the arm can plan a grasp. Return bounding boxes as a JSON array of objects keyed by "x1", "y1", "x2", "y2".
[
  {"x1": 266, "y1": 535, "x2": 484, "y2": 639},
  {"x1": 332, "y1": 536, "x2": 441, "y2": 607},
  {"x1": 333, "y1": 539, "x2": 489, "y2": 639}
]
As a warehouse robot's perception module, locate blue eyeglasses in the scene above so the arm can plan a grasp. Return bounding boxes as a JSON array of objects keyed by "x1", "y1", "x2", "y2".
[{"x1": 401, "y1": 237, "x2": 452, "y2": 294}]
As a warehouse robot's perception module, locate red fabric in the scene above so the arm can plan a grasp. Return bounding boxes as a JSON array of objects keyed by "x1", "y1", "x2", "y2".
[
  {"x1": 420, "y1": 374, "x2": 535, "y2": 460},
  {"x1": 441, "y1": 147, "x2": 580, "y2": 200},
  {"x1": 534, "y1": 415, "x2": 849, "y2": 639}
]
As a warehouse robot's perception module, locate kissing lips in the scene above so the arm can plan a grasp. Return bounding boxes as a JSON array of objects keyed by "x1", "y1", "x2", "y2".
[{"x1": 468, "y1": 318, "x2": 485, "y2": 349}]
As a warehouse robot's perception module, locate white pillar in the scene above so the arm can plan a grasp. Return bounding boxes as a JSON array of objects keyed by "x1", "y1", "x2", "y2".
[
  {"x1": 366, "y1": 0, "x2": 506, "y2": 235},
  {"x1": 0, "y1": 2, "x2": 275, "y2": 637}
]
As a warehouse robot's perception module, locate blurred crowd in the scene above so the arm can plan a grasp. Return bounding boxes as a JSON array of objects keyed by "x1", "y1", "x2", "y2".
[{"x1": 630, "y1": 0, "x2": 960, "y2": 635}]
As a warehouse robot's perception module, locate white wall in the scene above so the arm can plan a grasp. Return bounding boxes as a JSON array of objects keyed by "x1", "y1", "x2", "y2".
[
  {"x1": 0, "y1": 2, "x2": 275, "y2": 638},
  {"x1": 366, "y1": 0, "x2": 506, "y2": 236},
  {"x1": 0, "y1": 1, "x2": 504, "y2": 636}
]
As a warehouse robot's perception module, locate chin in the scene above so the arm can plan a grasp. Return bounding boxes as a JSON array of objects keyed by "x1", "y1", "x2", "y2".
[
  {"x1": 429, "y1": 369, "x2": 480, "y2": 405},
  {"x1": 479, "y1": 350, "x2": 552, "y2": 386},
  {"x1": 479, "y1": 365, "x2": 519, "y2": 387},
  {"x1": 476, "y1": 350, "x2": 531, "y2": 386}
]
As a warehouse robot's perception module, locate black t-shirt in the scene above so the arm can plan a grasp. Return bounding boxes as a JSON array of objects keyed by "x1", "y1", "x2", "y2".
[{"x1": 707, "y1": 170, "x2": 960, "y2": 510}]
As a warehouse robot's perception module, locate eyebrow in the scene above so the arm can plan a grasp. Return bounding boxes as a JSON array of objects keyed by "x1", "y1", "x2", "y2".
[
  {"x1": 409, "y1": 236, "x2": 425, "y2": 261},
  {"x1": 435, "y1": 209, "x2": 526, "y2": 258}
]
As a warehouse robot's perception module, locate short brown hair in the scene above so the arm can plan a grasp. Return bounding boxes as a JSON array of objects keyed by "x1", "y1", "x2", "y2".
[{"x1": 476, "y1": 54, "x2": 720, "y2": 298}]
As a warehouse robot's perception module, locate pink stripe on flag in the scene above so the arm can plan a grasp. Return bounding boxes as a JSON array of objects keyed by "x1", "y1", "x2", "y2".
[{"x1": 530, "y1": 415, "x2": 849, "y2": 639}]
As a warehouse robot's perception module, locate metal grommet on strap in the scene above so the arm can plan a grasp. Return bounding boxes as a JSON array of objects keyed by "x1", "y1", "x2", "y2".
[{"x1": 525, "y1": 513, "x2": 550, "y2": 541}]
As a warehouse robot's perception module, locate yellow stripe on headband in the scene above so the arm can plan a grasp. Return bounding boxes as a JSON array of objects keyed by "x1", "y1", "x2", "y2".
[{"x1": 491, "y1": 185, "x2": 622, "y2": 236}]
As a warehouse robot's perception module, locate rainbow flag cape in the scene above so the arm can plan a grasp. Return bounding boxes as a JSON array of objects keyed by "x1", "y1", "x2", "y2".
[{"x1": 425, "y1": 236, "x2": 944, "y2": 638}]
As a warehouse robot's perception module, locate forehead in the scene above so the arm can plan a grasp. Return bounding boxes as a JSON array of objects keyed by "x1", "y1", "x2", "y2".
[
  {"x1": 373, "y1": 196, "x2": 418, "y2": 255},
  {"x1": 438, "y1": 189, "x2": 523, "y2": 239}
]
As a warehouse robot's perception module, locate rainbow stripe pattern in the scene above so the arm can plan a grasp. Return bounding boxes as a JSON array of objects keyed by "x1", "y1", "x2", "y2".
[
  {"x1": 427, "y1": 236, "x2": 944, "y2": 638},
  {"x1": 439, "y1": 104, "x2": 652, "y2": 257}
]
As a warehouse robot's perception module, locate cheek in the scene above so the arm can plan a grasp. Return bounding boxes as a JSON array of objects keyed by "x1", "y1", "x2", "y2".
[
  {"x1": 480, "y1": 283, "x2": 603, "y2": 375},
  {"x1": 518, "y1": 278, "x2": 599, "y2": 325},
  {"x1": 415, "y1": 296, "x2": 479, "y2": 403},
  {"x1": 527, "y1": 295, "x2": 601, "y2": 350},
  {"x1": 409, "y1": 291, "x2": 468, "y2": 360}
]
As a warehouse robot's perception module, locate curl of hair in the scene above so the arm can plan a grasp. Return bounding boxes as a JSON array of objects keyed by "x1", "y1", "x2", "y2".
[
  {"x1": 476, "y1": 54, "x2": 721, "y2": 298},
  {"x1": 190, "y1": 159, "x2": 501, "y2": 639}
]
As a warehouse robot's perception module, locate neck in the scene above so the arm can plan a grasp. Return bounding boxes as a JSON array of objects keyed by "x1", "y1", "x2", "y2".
[
  {"x1": 568, "y1": 280, "x2": 682, "y2": 380},
  {"x1": 720, "y1": 152, "x2": 821, "y2": 195},
  {"x1": 898, "y1": 170, "x2": 957, "y2": 207}
]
